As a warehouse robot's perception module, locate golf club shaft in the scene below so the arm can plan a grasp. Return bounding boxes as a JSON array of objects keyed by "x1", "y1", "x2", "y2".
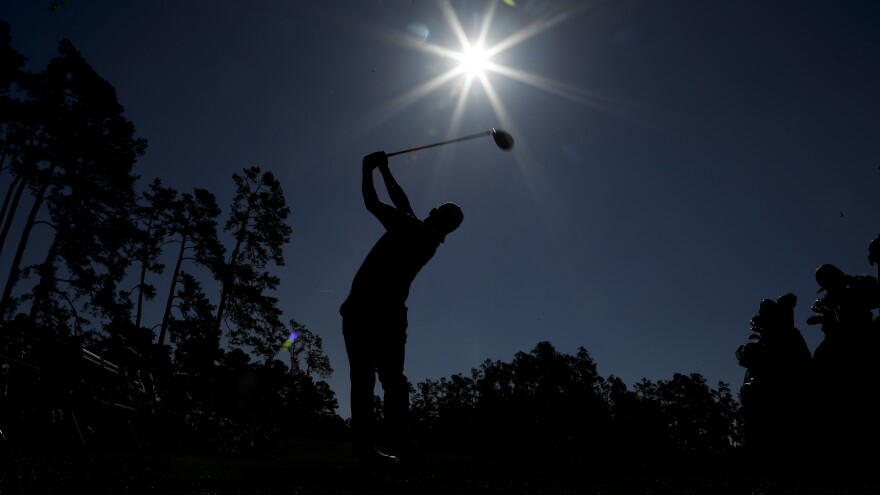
[{"x1": 385, "y1": 130, "x2": 493, "y2": 157}]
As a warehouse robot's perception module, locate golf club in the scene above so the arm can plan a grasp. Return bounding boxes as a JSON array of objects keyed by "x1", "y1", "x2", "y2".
[{"x1": 385, "y1": 128, "x2": 514, "y2": 158}]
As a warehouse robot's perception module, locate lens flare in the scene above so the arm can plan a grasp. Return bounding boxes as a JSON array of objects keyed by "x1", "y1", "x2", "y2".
[{"x1": 282, "y1": 331, "x2": 299, "y2": 349}]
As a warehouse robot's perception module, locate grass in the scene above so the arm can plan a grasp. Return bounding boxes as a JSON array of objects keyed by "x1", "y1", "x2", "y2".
[{"x1": 2, "y1": 439, "x2": 879, "y2": 494}]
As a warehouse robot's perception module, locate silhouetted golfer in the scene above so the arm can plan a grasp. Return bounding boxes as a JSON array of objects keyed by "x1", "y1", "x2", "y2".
[{"x1": 341, "y1": 151, "x2": 463, "y2": 468}]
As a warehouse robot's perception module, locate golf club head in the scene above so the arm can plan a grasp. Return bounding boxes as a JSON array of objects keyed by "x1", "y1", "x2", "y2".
[{"x1": 491, "y1": 128, "x2": 515, "y2": 150}]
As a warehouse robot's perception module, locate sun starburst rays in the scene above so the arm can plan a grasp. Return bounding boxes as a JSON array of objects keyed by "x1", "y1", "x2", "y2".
[{"x1": 358, "y1": 1, "x2": 608, "y2": 147}]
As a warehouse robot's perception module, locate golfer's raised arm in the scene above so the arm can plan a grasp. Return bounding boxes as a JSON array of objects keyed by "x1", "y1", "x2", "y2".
[
  {"x1": 361, "y1": 152, "x2": 386, "y2": 212},
  {"x1": 378, "y1": 161, "x2": 415, "y2": 217}
]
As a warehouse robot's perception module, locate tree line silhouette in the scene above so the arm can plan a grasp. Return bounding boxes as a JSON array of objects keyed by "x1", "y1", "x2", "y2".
[
  {"x1": 0, "y1": 21, "x2": 342, "y2": 451},
  {"x1": 2, "y1": 19, "x2": 878, "y2": 477},
  {"x1": 403, "y1": 341, "x2": 740, "y2": 471}
]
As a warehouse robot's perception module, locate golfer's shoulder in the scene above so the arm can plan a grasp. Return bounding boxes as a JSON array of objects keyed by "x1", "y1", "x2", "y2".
[{"x1": 385, "y1": 209, "x2": 421, "y2": 228}]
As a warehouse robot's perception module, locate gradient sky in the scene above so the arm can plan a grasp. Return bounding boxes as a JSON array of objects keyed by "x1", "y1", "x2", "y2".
[{"x1": 3, "y1": 0, "x2": 879, "y2": 419}]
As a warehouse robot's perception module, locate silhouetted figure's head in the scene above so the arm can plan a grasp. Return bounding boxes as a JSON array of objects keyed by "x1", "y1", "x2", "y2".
[
  {"x1": 815, "y1": 263, "x2": 848, "y2": 294},
  {"x1": 776, "y1": 292, "x2": 797, "y2": 329},
  {"x1": 776, "y1": 292, "x2": 796, "y2": 309},
  {"x1": 736, "y1": 341, "x2": 763, "y2": 369},
  {"x1": 749, "y1": 293, "x2": 798, "y2": 336},
  {"x1": 425, "y1": 202, "x2": 463, "y2": 241},
  {"x1": 750, "y1": 299, "x2": 777, "y2": 333}
]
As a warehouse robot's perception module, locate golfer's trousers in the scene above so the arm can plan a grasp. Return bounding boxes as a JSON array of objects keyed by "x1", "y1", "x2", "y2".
[{"x1": 342, "y1": 307, "x2": 409, "y2": 452}]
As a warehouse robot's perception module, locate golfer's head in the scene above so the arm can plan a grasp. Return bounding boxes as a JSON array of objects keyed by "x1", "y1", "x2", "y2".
[{"x1": 427, "y1": 202, "x2": 463, "y2": 237}]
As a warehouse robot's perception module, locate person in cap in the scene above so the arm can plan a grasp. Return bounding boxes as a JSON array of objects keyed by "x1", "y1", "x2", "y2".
[{"x1": 340, "y1": 151, "x2": 463, "y2": 468}]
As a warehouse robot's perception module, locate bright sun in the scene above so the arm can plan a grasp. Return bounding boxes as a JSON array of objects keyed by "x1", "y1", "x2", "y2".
[
  {"x1": 367, "y1": 1, "x2": 599, "y2": 138},
  {"x1": 457, "y1": 43, "x2": 490, "y2": 76}
]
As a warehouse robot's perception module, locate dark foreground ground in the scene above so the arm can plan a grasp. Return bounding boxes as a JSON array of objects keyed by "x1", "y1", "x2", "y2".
[{"x1": 2, "y1": 440, "x2": 878, "y2": 495}]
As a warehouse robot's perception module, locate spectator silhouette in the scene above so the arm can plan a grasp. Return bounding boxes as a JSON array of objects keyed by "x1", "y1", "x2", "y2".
[
  {"x1": 340, "y1": 151, "x2": 463, "y2": 468},
  {"x1": 807, "y1": 262, "x2": 880, "y2": 469},
  {"x1": 736, "y1": 293, "x2": 811, "y2": 464},
  {"x1": 809, "y1": 263, "x2": 878, "y2": 377}
]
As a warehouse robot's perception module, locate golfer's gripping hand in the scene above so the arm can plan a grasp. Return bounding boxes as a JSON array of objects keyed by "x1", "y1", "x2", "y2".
[{"x1": 363, "y1": 151, "x2": 388, "y2": 172}]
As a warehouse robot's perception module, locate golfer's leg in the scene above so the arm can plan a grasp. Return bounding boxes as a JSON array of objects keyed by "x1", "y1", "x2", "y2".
[
  {"x1": 344, "y1": 328, "x2": 377, "y2": 455},
  {"x1": 376, "y1": 330, "x2": 409, "y2": 445}
]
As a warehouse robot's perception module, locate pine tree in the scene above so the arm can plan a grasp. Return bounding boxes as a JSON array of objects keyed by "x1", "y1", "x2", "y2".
[
  {"x1": 215, "y1": 166, "x2": 291, "y2": 359},
  {"x1": 158, "y1": 188, "x2": 224, "y2": 347},
  {"x1": 0, "y1": 39, "x2": 145, "y2": 333}
]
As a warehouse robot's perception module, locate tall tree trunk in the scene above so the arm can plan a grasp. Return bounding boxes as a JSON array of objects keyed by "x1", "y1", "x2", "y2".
[
  {"x1": 28, "y1": 233, "x2": 60, "y2": 323},
  {"x1": 0, "y1": 174, "x2": 28, "y2": 259},
  {"x1": 215, "y1": 192, "x2": 256, "y2": 335},
  {"x1": 0, "y1": 136, "x2": 9, "y2": 172},
  {"x1": 134, "y1": 249, "x2": 149, "y2": 330},
  {"x1": 158, "y1": 236, "x2": 187, "y2": 347},
  {"x1": 0, "y1": 164, "x2": 54, "y2": 317},
  {"x1": 0, "y1": 174, "x2": 20, "y2": 230},
  {"x1": 213, "y1": 236, "x2": 242, "y2": 334}
]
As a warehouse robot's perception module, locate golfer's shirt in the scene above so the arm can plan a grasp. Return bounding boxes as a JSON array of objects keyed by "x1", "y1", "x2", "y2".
[{"x1": 345, "y1": 210, "x2": 441, "y2": 312}]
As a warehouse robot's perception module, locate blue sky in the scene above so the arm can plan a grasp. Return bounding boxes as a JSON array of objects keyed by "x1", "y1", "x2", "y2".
[{"x1": 3, "y1": 0, "x2": 879, "y2": 419}]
